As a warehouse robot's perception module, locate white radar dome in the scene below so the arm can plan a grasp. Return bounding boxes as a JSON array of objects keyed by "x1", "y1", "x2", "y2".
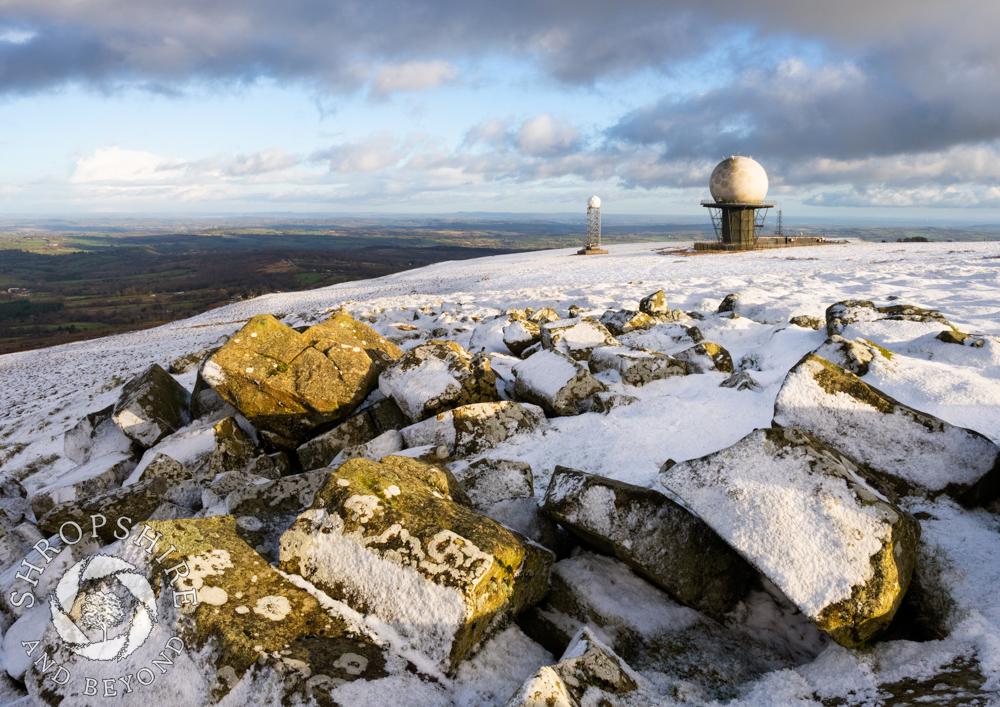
[
  {"x1": 709, "y1": 157, "x2": 768, "y2": 203},
  {"x1": 588, "y1": 195, "x2": 601, "y2": 209}
]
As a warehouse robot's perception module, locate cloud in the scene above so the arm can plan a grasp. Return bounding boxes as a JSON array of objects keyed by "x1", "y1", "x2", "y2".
[
  {"x1": 515, "y1": 114, "x2": 579, "y2": 157},
  {"x1": 369, "y1": 60, "x2": 458, "y2": 98}
]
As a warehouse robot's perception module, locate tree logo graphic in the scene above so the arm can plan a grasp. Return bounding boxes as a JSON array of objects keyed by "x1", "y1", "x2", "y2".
[{"x1": 48, "y1": 554, "x2": 158, "y2": 662}]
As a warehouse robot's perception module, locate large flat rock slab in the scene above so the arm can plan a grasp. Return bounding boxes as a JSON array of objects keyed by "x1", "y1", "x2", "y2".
[
  {"x1": 773, "y1": 353, "x2": 1000, "y2": 505},
  {"x1": 659, "y1": 427, "x2": 920, "y2": 647},
  {"x1": 541, "y1": 467, "x2": 755, "y2": 622}
]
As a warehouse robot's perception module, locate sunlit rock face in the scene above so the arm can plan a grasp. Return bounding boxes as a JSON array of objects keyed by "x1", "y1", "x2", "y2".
[{"x1": 709, "y1": 156, "x2": 768, "y2": 203}]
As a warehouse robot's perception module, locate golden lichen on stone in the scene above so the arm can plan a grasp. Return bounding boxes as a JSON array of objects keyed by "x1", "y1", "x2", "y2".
[
  {"x1": 205, "y1": 313, "x2": 390, "y2": 448},
  {"x1": 807, "y1": 354, "x2": 896, "y2": 414},
  {"x1": 816, "y1": 510, "x2": 920, "y2": 647},
  {"x1": 146, "y1": 516, "x2": 385, "y2": 697}
]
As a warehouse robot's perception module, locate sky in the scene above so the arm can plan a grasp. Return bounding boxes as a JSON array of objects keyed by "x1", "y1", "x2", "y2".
[{"x1": 0, "y1": 1, "x2": 999, "y2": 220}]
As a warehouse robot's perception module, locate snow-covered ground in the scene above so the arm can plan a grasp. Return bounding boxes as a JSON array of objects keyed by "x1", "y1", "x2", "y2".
[{"x1": 2, "y1": 239, "x2": 1000, "y2": 705}]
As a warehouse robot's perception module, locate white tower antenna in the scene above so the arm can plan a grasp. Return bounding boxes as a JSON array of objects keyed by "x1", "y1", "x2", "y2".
[{"x1": 579, "y1": 196, "x2": 607, "y2": 255}]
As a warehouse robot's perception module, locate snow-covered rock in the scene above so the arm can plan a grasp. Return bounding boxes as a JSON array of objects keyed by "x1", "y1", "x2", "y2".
[
  {"x1": 826, "y1": 299, "x2": 951, "y2": 337},
  {"x1": 540, "y1": 317, "x2": 620, "y2": 361},
  {"x1": 400, "y1": 401, "x2": 546, "y2": 458},
  {"x1": 512, "y1": 350, "x2": 604, "y2": 416},
  {"x1": 279, "y1": 455, "x2": 553, "y2": 671},
  {"x1": 789, "y1": 315, "x2": 824, "y2": 330},
  {"x1": 718, "y1": 293, "x2": 739, "y2": 313},
  {"x1": 812, "y1": 335, "x2": 882, "y2": 376},
  {"x1": 720, "y1": 371, "x2": 761, "y2": 391},
  {"x1": 589, "y1": 345, "x2": 687, "y2": 386},
  {"x1": 378, "y1": 340, "x2": 500, "y2": 423},
  {"x1": 457, "y1": 458, "x2": 534, "y2": 509},
  {"x1": 503, "y1": 319, "x2": 541, "y2": 356},
  {"x1": 773, "y1": 353, "x2": 1000, "y2": 505},
  {"x1": 29, "y1": 452, "x2": 136, "y2": 520},
  {"x1": 124, "y1": 417, "x2": 256, "y2": 487},
  {"x1": 505, "y1": 628, "x2": 643, "y2": 707},
  {"x1": 672, "y1": 341, "x2": 735, "y2": 374},
  {"x1": 112, "y1": 363, "x2": 191, "y2": 448},
  {"x1": 542, "y1": 466, "x2": 756, "y2": 622},
  {"x1": 63, "y1": 404, "x2": 134, "y2": 465},
  {"x1": 337, "y1": 429, "x2": 406, "y2": 462},
  {"x1": 660, "y1": 427, "x2": 920, "y2": 647}
]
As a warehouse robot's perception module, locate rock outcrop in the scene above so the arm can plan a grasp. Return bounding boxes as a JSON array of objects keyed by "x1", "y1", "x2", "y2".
[
  {"x1": 639, "y1": 290, "x2": 669, "y2": 317},
  {"x1": 599, "y1": 310, "x2": 657, "y2": 336},
  {"x1": 672, "y1": 341, "x2": 734, "y2": 374},
  {"x1": 400, "y1": 401, "x2": 546, "y2": 459},
  {"x1": 29, "y1": 452, "x2": 137, "y2": 520},
  {"x1": 503, "y1": 319, "x2": 541, "y2": 357},
  {"x1": 279, "y1": 455, "x2": 552, "y2": 671},
  {"x1": 542, "y1": 467, "x2": 756, "y2": 622},
  {"x1": 378, "y1": 340, "x2": 500, "y2": 423},
  {"x1": 589, "y1": 346, "x2": 687, "y2": 386},
  {"x1": 773, "y1": 354, "x2": 1000, "y2": 505},
  {"x1": 659, "y1": 427, "x2": 920, "y2": 647},
  {"x1": 457, "y1": 459, "x2": 534, "y2": 509},
  {"x1": 826, "y1": 300, "x2": 951, "y2": 336},
  {"x1": 540, "y1": 318, "x2": 620, "y2": 361},
  {"x1": 296, "y1": 395, "x2": 406, "y2": 471},
  {"x1": 513, "y1": 350, "x2": 605, "y2": 416},
  {"x1": 505, "y1": 628, "x2": 642, "y2": 707}
]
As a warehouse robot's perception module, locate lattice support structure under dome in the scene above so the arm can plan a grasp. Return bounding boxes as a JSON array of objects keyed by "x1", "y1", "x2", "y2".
[{"x1": 586, "y1": 205, "x2": 601, "y2": 250}]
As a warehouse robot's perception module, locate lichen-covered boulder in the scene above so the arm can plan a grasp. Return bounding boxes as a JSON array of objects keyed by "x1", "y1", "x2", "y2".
[
  {"x1": 21, "y1": 516, "x2": 388, "y2": 706},
  {"x1": 169, "y1": 346, "x2": 218, "y2": 375},
  {"x1": 542, "y1": 467, "x2": 755, "y2": 622},
  {"x1": 297, "y1": 395, "x2": 406, "y2": 471},
  {"x1": 204, "y1": 313, "x2": 399, "y2": 449},
  {"x1": 112, "y1": 363, "x2": 191, "y2": 448},
  {"x1": 936, "y1": 329, "x2": 976, "y2": 346},
  {"x1": 589, "y1": 345, "x2": 687, "y2": 386},
  {"x1": 790, "y1": 315, "x2": 824, "y2": 330},
  {"x1": 639, "y1": 290, "x2": 669, "y2": 317},
  {"x1": 29, "y1": 452, "x2": 137, "y2": 520},
  {"x1": 773, "y1": 354, "x2": 1000, "y2": 505},
  {"x1": 400, "y1": 401, "x2": 546, "y2": 458},
  {"x1": 63, "y1": 405, "x2": 135, "y2": 465},
  {"x1": 505, "y1": 628, "x2": 642, "y2": 707},
  {"x1": 133, "y1": 453, "x2": 201, "y2": 507},
  {"x1": 659, "y1": 427, "x2": 920, "y2": 647},
  {"x1": 812, "y1": 335, "x2": 881, "y2": 376},
  {"x1": 457, "y1": 459, "x2": 534, "y2": 509},
  {"x1": 378, "y1": 340, "x2": 501, "y2": 423},
  {"x1": 540, "y1": 318, "x2": 620, "y2": 361},
  {"x1": 672, "y1": 341, "x2": 734, "y2": 374},
  {"x1": 279, "y1": 455, "x2": 553, "y2": 671},
  {"x1": 599, "y1": 310, "x2": 657, "y2": 337},
  {"x1": 513, "y1": 350, "x2": 605, "y2": 416},
  {"x1": 503, "y1": 319, "x2": 542, "y2": 357}
]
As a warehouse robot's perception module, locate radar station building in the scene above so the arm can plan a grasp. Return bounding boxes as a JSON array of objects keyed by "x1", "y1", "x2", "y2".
[{"x1": 698, "y1": 157, "x2": 829, "y2": 251}]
